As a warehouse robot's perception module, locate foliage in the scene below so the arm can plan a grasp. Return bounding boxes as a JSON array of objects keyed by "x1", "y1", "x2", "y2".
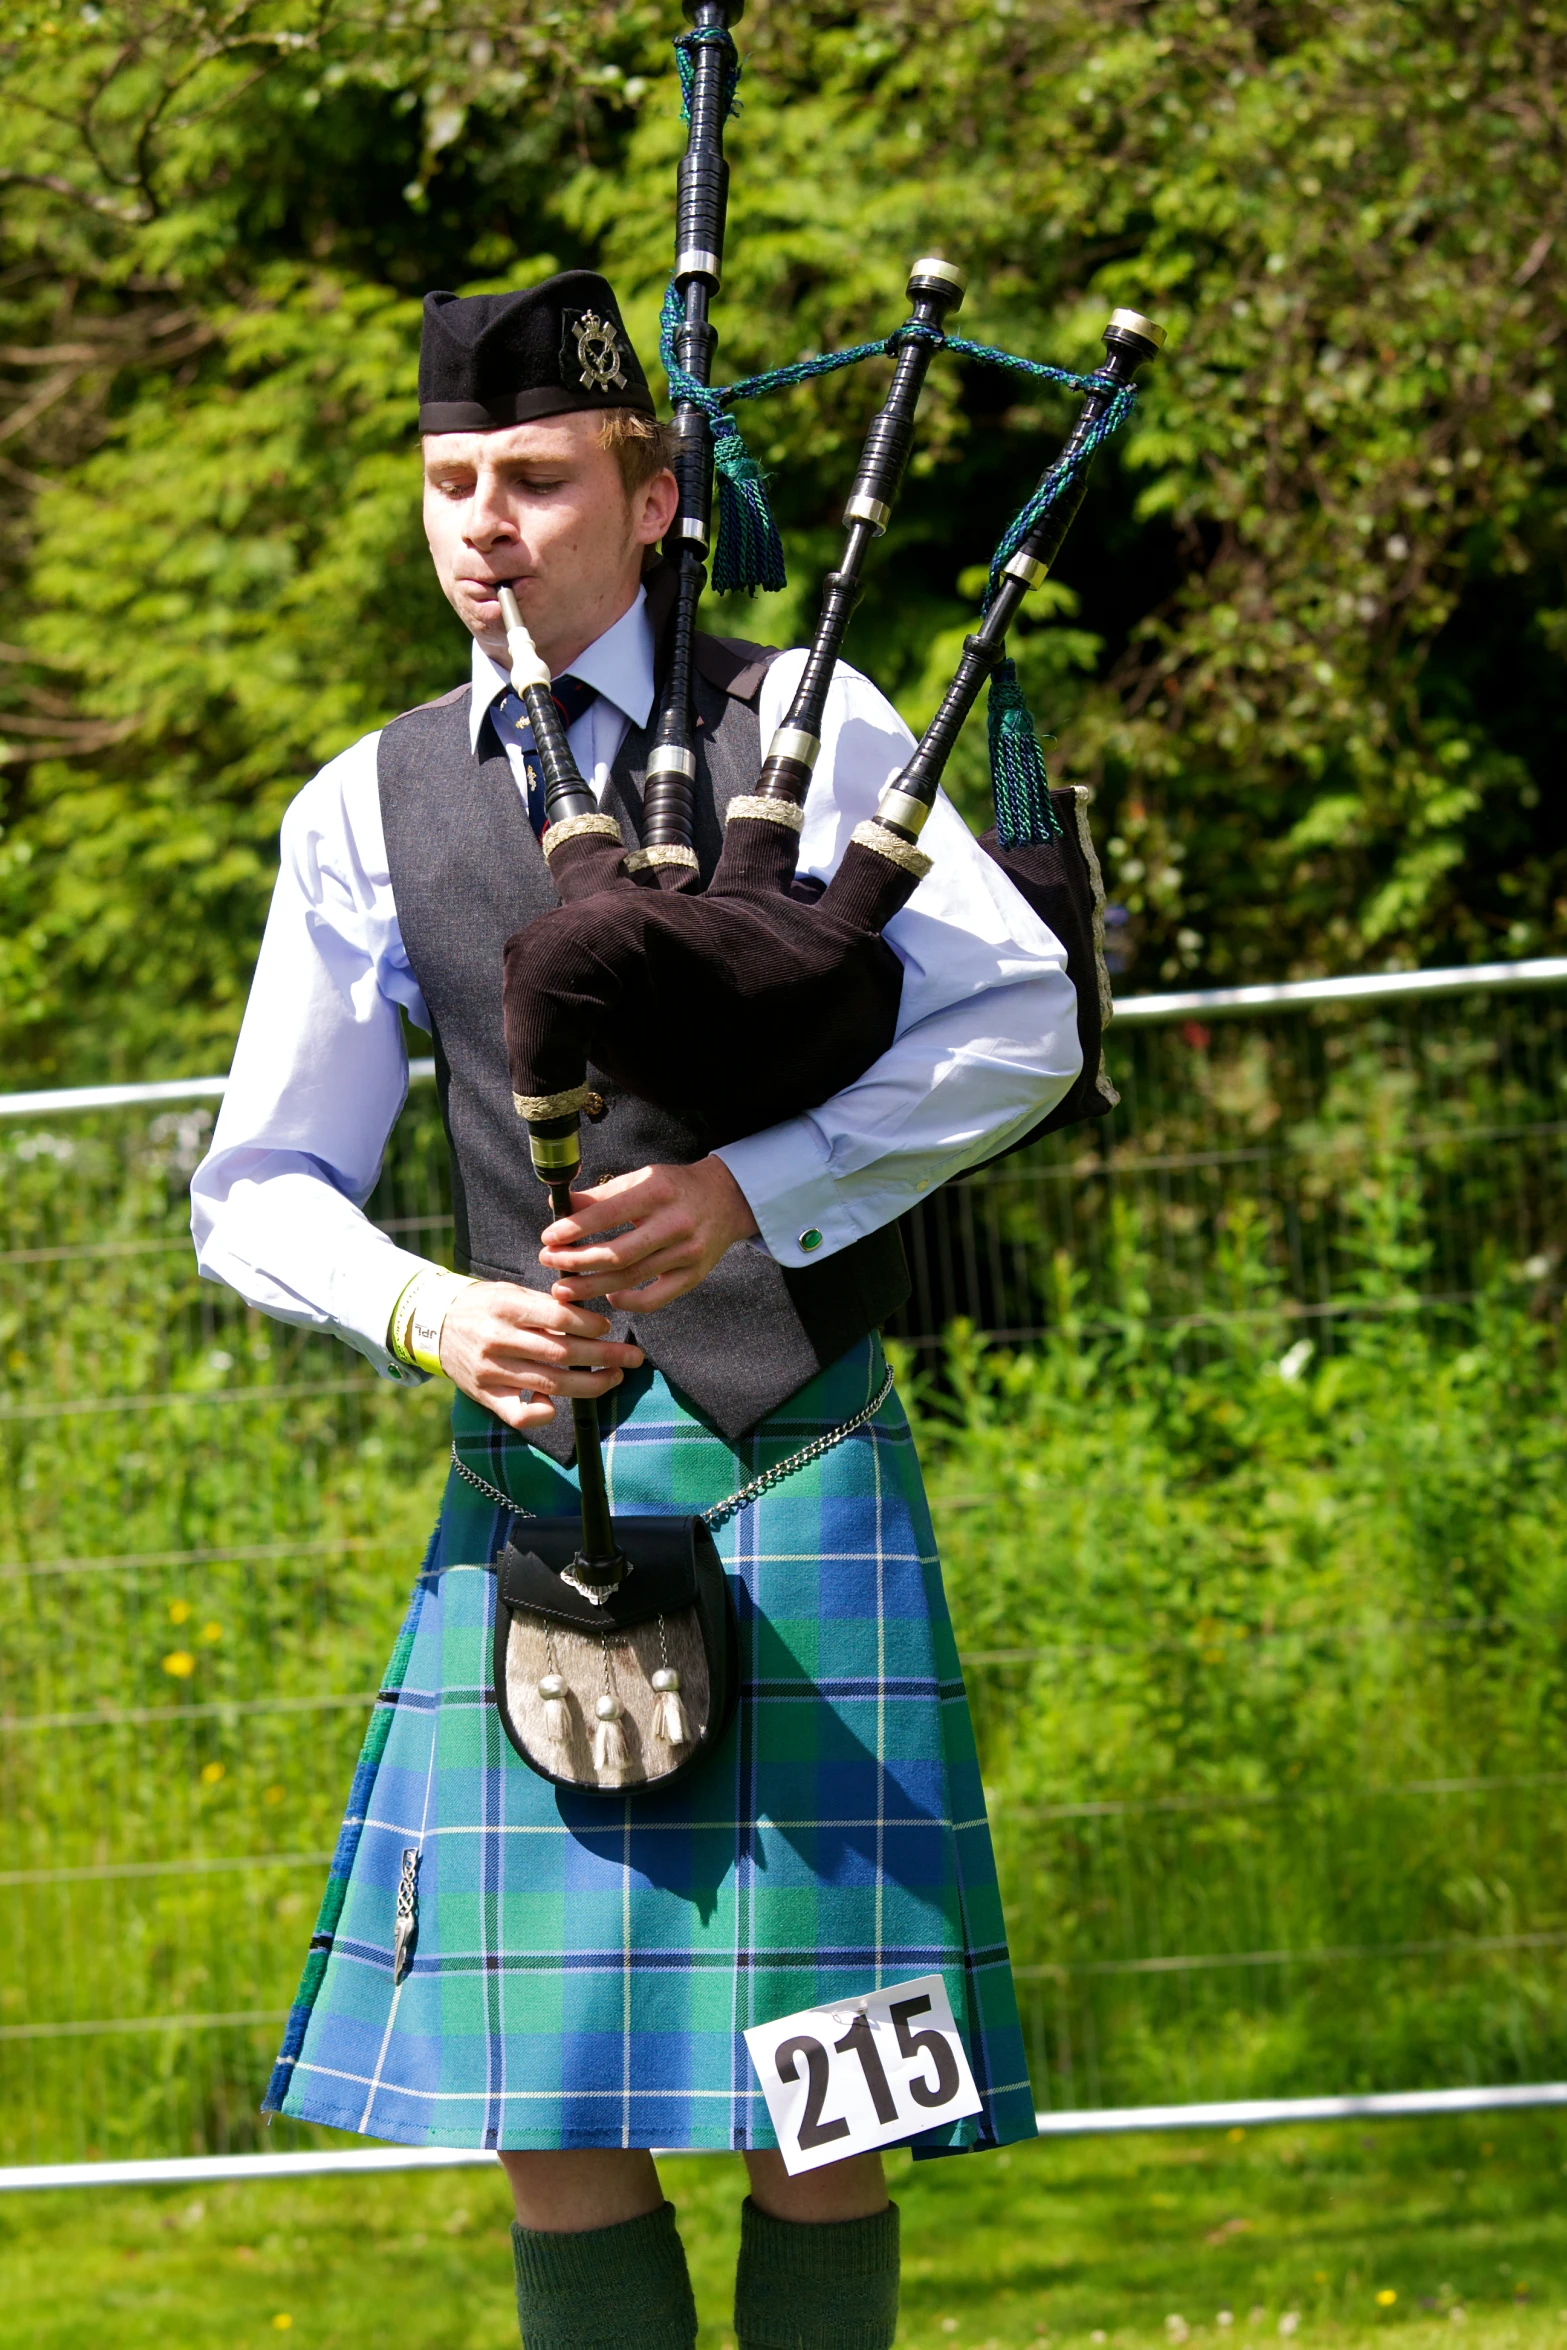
[
  {"x1": 7, "y1": 1034, "x2": 1567, "y2": 2158},
  {"x1": 0, "y1": 1, "x2": 1564, "y2": 1080},
  {"x1": 927, "y1": 1295, "x2": 1567, "y2": 1801},
  {"x1": 917, "y1": 1281, "x2": 1567, "y2": 2105}
]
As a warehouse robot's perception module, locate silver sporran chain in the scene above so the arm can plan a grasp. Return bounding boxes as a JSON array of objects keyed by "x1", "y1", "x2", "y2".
[{"x1": 447, "y1": 1362, "x2": 895, "y2": 1530}]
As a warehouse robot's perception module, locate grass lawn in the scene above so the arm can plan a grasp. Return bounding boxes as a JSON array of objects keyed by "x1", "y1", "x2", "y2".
[{"x1": 3, "y1": 2113, "x2": 1565, "y2": 2349}]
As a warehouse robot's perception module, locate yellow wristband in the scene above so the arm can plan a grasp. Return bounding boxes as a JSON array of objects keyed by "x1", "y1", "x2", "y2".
[{"x1": 388, "y1": 1269, "x2": 477, "y2": 1378}]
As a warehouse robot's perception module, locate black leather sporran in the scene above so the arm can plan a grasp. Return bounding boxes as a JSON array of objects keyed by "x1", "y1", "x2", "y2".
[{"x1": 493, "y1": 1515, "x2": 738, "y2": 1797}]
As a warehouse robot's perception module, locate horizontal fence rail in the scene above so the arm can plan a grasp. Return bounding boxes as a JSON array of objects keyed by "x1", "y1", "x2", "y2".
[
  {"x1": 7, "y1": 957, "x2": 1567, "y2": 1122},
  {"x1": 4, "y1": 957, "x2": 1567, "y2": 2167},
  {"x1": 1108, "y1": 955, "x2": 1567, "y2": 1023},
  {"x1": 9, "y1": 2079, "x2": 1567, "y2": 2192}
]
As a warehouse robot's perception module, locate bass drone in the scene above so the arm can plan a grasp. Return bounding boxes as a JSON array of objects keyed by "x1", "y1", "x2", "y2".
[{"x1": 490, "y1": 0, "x2": 1163, "y2": 1785}]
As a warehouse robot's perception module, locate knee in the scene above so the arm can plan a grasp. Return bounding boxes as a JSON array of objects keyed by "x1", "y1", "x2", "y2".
[
  {"x1": 501, "y1": 2146, "x2": 663, "y2": 2234},
  {"x1": 743, "y1": 2148, "x2": 889, "y2": 2223}
]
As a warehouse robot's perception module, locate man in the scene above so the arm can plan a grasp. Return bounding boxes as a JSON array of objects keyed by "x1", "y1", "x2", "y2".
[{"x1": 193, "y1": 272, "x2": 1080, "y2": 2350}]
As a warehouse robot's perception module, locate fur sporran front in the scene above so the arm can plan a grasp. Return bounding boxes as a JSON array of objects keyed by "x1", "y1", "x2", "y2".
[{"x1": 493, "y1": 1514, "x2": 737, "y2": 1796}]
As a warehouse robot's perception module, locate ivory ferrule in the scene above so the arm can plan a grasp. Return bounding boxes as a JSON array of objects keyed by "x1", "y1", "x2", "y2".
[
  {"x1": 876, "y1": 788, "x2": 933, "y2": 839},
  {"x1": 1107, "y1": 307, "x2": 1166, "y2": 348},
  {"x1": 909, "y1": 256, "x2": 968, "y2": 295},
  {"x1": 727, "y1": 794, "x2": 805, "y2": 832},
  {"x1": 765, "y1": 726, "x2": 821, "y2": 771},
  {"x1": 496, "y1": 587, "x2": 552, "y2": 693},
  {"x1": 843, "y1": 492, "x2": 891, "y2": 533},
  {"x1": 675, "y1": 246, "x2": 722, "y2": 284},
  {"x1": 646, "y1": 745, "x2": 698, "y2": 781},
  {"x1": 1003, "y1": 551, "x2": 1052, "y2": 590},
  {"x1": 851, "y1": 820, "x2": 934, "y2": 880}
]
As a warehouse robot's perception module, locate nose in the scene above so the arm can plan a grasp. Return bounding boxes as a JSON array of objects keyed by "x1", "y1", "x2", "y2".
[{"x1": 464, "y1": 464, "x2": 517, "y2": 551}]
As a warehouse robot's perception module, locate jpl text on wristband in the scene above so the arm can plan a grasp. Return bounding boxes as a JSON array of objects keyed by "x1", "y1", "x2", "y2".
[{"x1": 388, "y1": 1268, "x2": 478, "y2": 1378}]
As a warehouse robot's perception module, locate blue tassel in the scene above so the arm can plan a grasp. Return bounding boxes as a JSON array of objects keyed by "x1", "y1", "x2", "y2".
[
  {"x1": 659, "y1": 279, "x2": 786, "y2": 597},
  {"x1": 987, "y1": 658, "x2": 1061, "y2": 846},
  {"x1": 710, "y1": 424, "x2": 786, "y2": 596}
]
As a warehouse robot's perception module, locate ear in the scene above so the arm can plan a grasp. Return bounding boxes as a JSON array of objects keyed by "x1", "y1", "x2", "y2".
[{"x1": 634, "y1": 466, "x2": 680, "y2": 548}]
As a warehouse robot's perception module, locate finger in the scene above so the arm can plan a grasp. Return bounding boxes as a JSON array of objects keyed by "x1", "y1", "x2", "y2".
[
  {"x1": 476, "y1": 1363, "x2": 626, "y2": 1404},
  {"x1": 550, "y1": 1238, "x2": 699, "y2": 1301},
  {"x1": 469, "y1": 1386, "x2": 559, "y2": 1433},
  {"x1": 542, "y1": 1167, "x2": 665, "y2": 1244},
  {"x1": 539, "y1": 1237, "x2": 675, "y2": 1282},
  {"x1": 487, "y1": 1291, "x2": 614, "y2": 1339},
  {"x1": 602, "y1": 1269, "x2": 702, "y2": 1312},
  {"x1": 518, "y1": 1367, "x2": 627, "y2": 1398},
  {"x1": 539, "y1": 1212, "x2": 689, "y2": 1278},
  {"x1": 554, "y1": 1259, "x2": 695, "y2": 1316},
  {"x1": 487, "y1": 1366, "x2": 628, "y2": 1398},
  {"x1": 547, "y1": 1278, "x2": 627, "y2": 1312},
  {"x1": 485, "y1": 1330, "x2": 644, "y2": 1372}
]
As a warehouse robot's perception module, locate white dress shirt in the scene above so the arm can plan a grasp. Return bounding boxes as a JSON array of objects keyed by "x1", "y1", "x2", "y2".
[{"x1": 191, "y1": 588, "x2": 1081, "y2": 1380}]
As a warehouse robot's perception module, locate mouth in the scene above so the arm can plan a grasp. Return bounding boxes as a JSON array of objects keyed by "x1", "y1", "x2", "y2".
[{"x1": 463, "y1": 574, "x2": 533, "y2": 613}]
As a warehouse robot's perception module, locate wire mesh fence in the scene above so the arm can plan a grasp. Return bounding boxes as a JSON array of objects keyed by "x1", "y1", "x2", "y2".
[
  {"x1": 3, "y1": 964, "x2": 1566, "y2": 2165},
  {"x1": 899, "y1": 968, "x2": 1567, "y2": 1352}
]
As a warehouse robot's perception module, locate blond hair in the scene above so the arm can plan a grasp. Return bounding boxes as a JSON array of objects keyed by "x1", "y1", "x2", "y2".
[{"x1": 599, "y1": 408, "x2": 679, "y2": 497}]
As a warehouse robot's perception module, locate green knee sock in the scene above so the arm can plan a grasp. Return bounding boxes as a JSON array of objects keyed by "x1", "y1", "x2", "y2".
[
  {"x1": 510, "y1": 2200, "x2": 697, "y2": 2350},
  {"x1": 733, "y1": 2196, "x2": 901, "y2": 2350}
]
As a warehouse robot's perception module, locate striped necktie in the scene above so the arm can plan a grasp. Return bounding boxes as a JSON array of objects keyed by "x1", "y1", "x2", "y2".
[{"x1": 492, "y1": 673, "x2": 598, "y2": 836}]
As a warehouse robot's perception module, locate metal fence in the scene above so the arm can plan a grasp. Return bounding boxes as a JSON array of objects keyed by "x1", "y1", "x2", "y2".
[
  {"x1": 3, "y1": 958, "x2": 1566, "y2": 2175},
  {"x1": 898, "y1": 957, "x2": 1567, "y2": 1352}
]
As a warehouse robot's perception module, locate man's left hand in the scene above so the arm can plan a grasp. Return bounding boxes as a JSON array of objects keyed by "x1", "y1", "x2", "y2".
[{"x1": 538, "y1": 1156, "x2": 760, "y2": 1312}]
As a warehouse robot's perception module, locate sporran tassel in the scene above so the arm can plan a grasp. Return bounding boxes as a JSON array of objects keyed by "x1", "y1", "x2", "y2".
[
  {"x1": 537, "y1": 1671, "x2": 570, "y2": 1749},
  {"x1": 987, "y1": 656, "x2": 1061, "y2": 847},
  {"x1": 593, "y1": 1694, "x2": 630, "y2": 1777},
  {"x1": 651, "y1": 1666, "x2": 691, "y2": 1749}
]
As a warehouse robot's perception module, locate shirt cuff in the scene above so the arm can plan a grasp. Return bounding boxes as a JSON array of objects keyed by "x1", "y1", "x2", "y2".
[
  {"x1": 715, "y1": 1121, "x2": 847, "y2": 1268},
  {"x1": 348, "y1": 1244, "x2": 452, "y2": 1385}
]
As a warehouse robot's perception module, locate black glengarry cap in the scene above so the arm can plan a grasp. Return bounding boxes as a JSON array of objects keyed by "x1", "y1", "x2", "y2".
[{"x1": 418, "y1": 270, "x2": 655, "y2": 434}]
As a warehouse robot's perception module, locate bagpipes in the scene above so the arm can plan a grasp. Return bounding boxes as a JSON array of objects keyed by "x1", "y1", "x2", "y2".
[{"x1": 490, "y1": 0, "x2": 1163, "y2": 1782}]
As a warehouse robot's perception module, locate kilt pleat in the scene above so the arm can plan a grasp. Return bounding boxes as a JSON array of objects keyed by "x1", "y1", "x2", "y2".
[{"x1": 264, "y1": 1339, "x2": 1035, "y2": 2155}]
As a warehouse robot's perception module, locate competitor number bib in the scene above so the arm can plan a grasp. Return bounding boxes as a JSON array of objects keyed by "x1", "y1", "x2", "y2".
[{"x1": 744, "y1": 1974, "x2": 982, "y2": 2174}]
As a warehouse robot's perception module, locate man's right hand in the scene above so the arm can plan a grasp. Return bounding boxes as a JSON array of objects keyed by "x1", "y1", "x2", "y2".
[{"x1": 438, "y1": 1280, "x2": 643, "y2": 1433}]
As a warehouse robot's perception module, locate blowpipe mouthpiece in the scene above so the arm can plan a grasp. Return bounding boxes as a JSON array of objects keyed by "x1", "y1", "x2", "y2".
[{"x1": 496, "y1": 584, "x2": 551, "y2": 694}]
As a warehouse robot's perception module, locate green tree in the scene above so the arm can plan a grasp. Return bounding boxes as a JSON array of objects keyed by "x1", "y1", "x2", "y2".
[{"x1": 0, "y1": 0, "x2": 1563, "y2": 1084}]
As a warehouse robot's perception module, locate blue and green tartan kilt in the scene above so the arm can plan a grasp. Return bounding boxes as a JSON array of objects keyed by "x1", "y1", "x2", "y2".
[{"x1": 263, "y1": 1336, "x2": 1035, "y2": 2156}]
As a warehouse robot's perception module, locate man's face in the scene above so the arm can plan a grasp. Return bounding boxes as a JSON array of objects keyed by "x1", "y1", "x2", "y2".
[{"x1": 421, "y1": 410, "x2": 677, "y2": 673}]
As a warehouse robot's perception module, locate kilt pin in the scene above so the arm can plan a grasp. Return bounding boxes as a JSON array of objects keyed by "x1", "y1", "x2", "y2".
[{"x1": 263, "y1": 1336, "x2": 1036, "y2": 2156}]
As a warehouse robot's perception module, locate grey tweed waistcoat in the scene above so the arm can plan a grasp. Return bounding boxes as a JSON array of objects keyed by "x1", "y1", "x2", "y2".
[{"x1": 378, "y1": 633, "x2": 911, "y2": 1465}]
